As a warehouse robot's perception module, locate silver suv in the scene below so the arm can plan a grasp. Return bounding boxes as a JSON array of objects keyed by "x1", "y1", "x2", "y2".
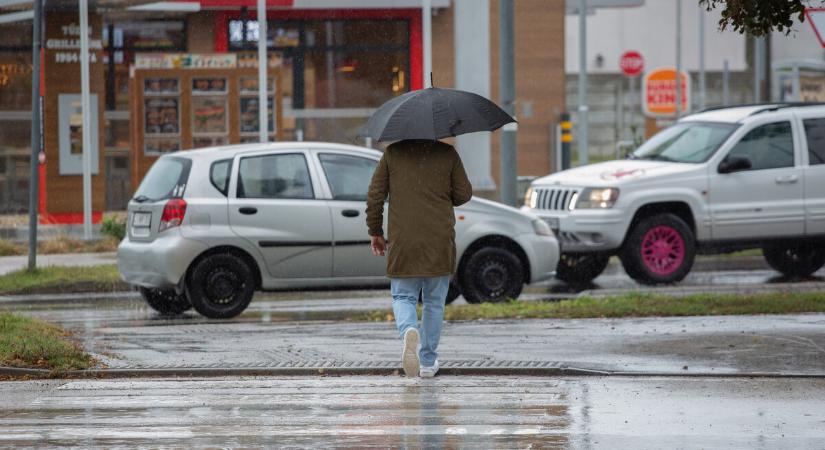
[
  {"x1": 524, "y1": 103, "x2": 825, "y2": 285},
  {"x1": 118, "y1": 142, "x2": 559, "y2": 318}
]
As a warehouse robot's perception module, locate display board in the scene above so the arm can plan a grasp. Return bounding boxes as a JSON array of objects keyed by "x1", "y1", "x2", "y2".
[{"x1": 130, "y1": 65, "x2": 283, "y2": 191}]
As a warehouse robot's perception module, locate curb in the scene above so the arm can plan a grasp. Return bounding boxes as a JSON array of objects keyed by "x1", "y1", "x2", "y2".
[
  {"x1": 0, "y1": 290, "x2": 139, "y2": 303},
  {"x1": 4, "y1": 365, "x2": 824, "y2": 379}
]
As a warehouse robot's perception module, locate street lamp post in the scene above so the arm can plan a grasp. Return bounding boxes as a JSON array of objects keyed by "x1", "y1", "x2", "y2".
[
  {"x1": 577, "y1": 0, "x2": 588, "y2": 166},
  {"x1": 257, "y1": 0, "x2": 267, "y2": 143},
  {"x1": 499, "y1": 0, "x2": 517, "y2": 206},
  {"x1": 675, "y1": 0, "x2": 682, "y2": 119},
  {"x1": 27, "y1": 0, "x2": 42, "y2": 270},
  {"x1": 79, "y1": 0, "x2": 93, "y2": 240}
]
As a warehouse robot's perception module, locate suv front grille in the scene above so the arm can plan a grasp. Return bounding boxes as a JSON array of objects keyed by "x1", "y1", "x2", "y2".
[{"x1": 534, "y1": 188, "x2": 578, "y2": 211}]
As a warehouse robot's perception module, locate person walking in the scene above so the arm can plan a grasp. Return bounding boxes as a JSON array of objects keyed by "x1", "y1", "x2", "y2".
[{"x1": 366, "y1": 139, "x2": 472, "y2": 378}]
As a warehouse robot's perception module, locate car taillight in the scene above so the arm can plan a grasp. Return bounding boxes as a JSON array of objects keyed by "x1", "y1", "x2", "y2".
[{"x1": 159, "y1": 198, "x2": 187, "y2": 232}]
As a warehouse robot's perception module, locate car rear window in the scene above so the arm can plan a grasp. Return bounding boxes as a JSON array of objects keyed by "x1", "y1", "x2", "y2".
[
  {"x1": 210, "y1": 159, "x2": 232, "y2": 196},
  {"x1": 134, "y1": 157, "x2": 191, "y2": 201}
]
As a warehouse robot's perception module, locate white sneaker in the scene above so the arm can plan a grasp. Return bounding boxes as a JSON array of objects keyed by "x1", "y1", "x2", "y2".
[
  {"x1": 401, "y1": 328, "x2": 420, "y2": 377},
  {"x1": 420, "y1": 360, "x2": 439, "y2": 378}
]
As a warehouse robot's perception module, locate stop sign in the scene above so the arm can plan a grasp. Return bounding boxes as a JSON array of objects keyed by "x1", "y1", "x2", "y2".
[{"x1": 620, "y1": 51, "x2": 644, "y2": 77}]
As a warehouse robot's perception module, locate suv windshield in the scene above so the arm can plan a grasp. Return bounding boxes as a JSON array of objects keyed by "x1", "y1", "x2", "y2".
[
  {"x1": 630, "y1": 121, "x2": 738, "y2": 163},
  {"x1": 134, "y1": 157, "x2": 192, "y2": 202}
]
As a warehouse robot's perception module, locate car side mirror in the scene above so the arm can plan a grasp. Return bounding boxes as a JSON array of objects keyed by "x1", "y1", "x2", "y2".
[{"x1": 718, "y1": 155, "x2": 752, "y2": 174}]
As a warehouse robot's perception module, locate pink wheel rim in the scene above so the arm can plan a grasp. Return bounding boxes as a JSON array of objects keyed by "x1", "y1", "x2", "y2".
[{"x1": 640, "y1": 225, "x2": 685, "y2": 275}]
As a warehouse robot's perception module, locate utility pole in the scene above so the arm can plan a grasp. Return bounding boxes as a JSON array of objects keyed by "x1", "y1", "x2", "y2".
[
  {"x1": 698, "y1": 4, "x2": 706, "y2": 110},
  {"x1": 754, "y1": 36, "x2": 765, "y2": 102},
  {"x1": 423, "y1": 0, "x2": 432, "y2": 87},
  {"x1": 722, "y1": 59, "x2": 730, "y2": 105},
  {"x1": 577, "y1": 0, "x2": 588, "y2": 166},
  {"x1": 80, "y1": 0, "x2": 93, "y2": 240},
  {"x1": 499, "y1": 0, "x2": 517, "y2": 206},
  {"x1": 675, "y1": 0, "x2": 682, "y2": 119},
  {"x1": 27, "y1": 0, "x2": 42, "y2": 271},
  {"x1": 257, "y1": 0, "x2": 267, "y2": 142}
]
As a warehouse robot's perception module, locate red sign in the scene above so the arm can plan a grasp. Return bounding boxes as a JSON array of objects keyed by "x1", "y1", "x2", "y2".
[
  {"x1": 805, "y1": 8, "x2": 825, "y2": 48},
  {"x1": 619, "y1": 51, "x2": 644, "y2": 77},
  {"x1": 643, "y1": 67, "x2": 691, "y2": 118}
]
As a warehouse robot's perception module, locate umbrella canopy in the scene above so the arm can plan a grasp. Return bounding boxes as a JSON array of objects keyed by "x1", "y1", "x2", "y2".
[{"x1": 359, "y1": 87, "x2": 516, "y2": 142}]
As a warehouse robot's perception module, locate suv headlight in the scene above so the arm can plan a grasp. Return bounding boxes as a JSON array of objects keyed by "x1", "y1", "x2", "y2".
[
  {"x1": 524, "y1": 187, "x2": 538, "y2": 208},
  {"x1": 574, "y1": 188, "x2": 619, "y2": 209},
  {"x1": 532, "y1": 219, "x2": 553, "y2": 236}
]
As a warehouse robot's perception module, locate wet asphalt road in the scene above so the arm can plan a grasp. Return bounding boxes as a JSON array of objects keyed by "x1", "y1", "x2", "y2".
[
  {"x1": 2, "y1": 376, "x2": 824, "y2": 448},
  {"x1": 2, "y1": 263, "x2": 825, "y2": 447}
]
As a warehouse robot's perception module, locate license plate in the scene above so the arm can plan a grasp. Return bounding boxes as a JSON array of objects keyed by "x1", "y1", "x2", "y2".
[
  {"x1": 132, "y1": 212, "x2": 152, "y2": 228},
  {"x1": 543, "y1": 217, "x2": 560, "y2": 231}
]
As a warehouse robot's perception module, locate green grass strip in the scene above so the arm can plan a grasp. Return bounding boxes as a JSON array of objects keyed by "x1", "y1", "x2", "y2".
[
  {"x1": 0, "y1": 312, "x2": 93, "y2": 373},
  {"x1": 0, "y1": 265, "x2": 126, "y2": 295},
  {"x1": 356, "y1": 292, "x2": 825, "y2": 322}
]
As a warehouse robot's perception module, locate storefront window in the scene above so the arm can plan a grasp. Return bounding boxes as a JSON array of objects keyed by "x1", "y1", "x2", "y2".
[
  {"x1": 0, "y1": 22, "x2": 32, "y2": 50},
  {"x1": 0, "y1": 21, "x2": 33, "y2": 213},
  {"x1": 0, "y1": 52, "x2": 32, "y2": 111},
  {"x1": 227, "y1": 18, "x2": 409, "y2": 142},
  {"x1": 102, "y1": 20, "x2": 186, "y2": 111}
]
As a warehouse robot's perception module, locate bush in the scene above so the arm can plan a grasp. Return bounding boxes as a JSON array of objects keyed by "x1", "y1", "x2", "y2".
[{"x1": 101, "y1": 215, "x2": 126, "y2": 240}]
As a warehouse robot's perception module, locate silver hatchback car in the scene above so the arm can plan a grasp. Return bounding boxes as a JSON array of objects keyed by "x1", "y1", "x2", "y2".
[{"x1": 117, "y1": 142, "x2": 560, "y2": 318}]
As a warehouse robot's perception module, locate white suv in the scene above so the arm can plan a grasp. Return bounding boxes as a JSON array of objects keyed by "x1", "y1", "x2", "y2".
[
  {"x1": 523, "y1": 103, "x2": 825, "y2": 285},
  {"x1": 118, "y1": 142, "x2": 559, "y2": 318}
]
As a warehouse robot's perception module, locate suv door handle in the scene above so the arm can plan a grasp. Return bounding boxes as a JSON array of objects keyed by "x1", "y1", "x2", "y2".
[
  {"x1": 775, "y1": 175, "x2": 799, "y2": 185},
  {"x1": 341, "y1": 209, "x2": 360, "y2": 218},
  {"x1": 239, "y1": 207, "x2": 258, "y2": 215}
]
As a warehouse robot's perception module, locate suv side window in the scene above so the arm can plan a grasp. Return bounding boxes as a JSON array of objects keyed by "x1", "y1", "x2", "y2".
[
  {"x1": 237, "y1": 153, "x2": 314, "y2": 199},
  {"x1": 803, "y1": 118, "x2": 825, "y2": 165},
  {"x1": 210, "y1": 159, "x2": 232, "y2": 196},
  {"x1": 725, "y1": 121, "x2": 794, "y2": 171},
  {"x1": 318, "y1": 153, "x2": 378, "y2": 201}
]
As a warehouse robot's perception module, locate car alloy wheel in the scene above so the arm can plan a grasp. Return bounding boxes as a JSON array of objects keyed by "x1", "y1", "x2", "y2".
[{"x1": 620, "y1": 213, "x2": 695, "y2": 285}]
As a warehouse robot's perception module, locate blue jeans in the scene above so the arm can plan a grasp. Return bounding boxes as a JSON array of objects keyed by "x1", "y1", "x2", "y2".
[{"x1": 391, "y1": 276, "x2": 450, "y2": 367}]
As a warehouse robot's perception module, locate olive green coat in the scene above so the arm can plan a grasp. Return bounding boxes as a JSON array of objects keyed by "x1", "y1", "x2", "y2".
[{"x1": 366, "y1": 140, "x2": 473, "y2": 278}]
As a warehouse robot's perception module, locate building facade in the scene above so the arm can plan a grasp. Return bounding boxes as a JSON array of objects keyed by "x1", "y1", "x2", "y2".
[{"x1": 0, "y1": 0, "x2": 566, "y2": 219}]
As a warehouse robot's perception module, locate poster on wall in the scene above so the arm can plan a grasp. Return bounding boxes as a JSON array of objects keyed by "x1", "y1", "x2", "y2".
[
  {"x1": 192, "y1": 136, "x2": 227, "y2": 149},
  {"x1": 192, "y1": 77, "x2": 227, "y2": 94},
  {"x1": 144, "y1": 77, "x2": 179, "y2": 95},
  {"x1": 191, "y1": 97, "x2": 228, "y2": 134},
  {"x1": 144, "y1": 98, "x2": 180, "y2": 134},
  {"x1": 239, "y1": 97, "x2": 274, "y2": 133},
  {"x1": 145, "y1": 137, "x2": 180, "y2": 154}
]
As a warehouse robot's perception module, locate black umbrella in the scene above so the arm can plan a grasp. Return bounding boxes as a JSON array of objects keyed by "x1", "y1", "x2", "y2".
[{"x1": 358, "y1": 87, "x2": 516, "y2": 142}]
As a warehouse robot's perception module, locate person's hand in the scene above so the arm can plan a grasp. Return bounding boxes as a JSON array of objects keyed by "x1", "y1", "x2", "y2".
[{"x1": 370, "y1": 235, "x2": 386, "y2": 256}]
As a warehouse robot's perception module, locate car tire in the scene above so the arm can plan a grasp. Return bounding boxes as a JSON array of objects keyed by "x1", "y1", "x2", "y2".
[
  {"x1": 763, "y1": 242, "x2": 825, "y2": 278},
  {"x1": 459, "y1": 247, "x2": 525, "y2": 304},
  {"x1": 139, "y1": 287, "x2": 192, "y2": 315},
  {"x1": 445, "y1": 280, "x2": 461, "y2": 304},
  {"x1": 186, "y1": 253, "x2": 256, "y2": 319},
  {"x1": 619, "y1": 213, "x2": 695, "y2": 285},
  {"x1": 555, "y1": 252, "x2": 610, "y2": 284}
]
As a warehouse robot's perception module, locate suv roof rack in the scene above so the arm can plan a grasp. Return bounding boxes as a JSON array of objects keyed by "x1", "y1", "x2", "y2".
[{"x1": 697, "y1": 102, "x2": 825, "y2": 115}]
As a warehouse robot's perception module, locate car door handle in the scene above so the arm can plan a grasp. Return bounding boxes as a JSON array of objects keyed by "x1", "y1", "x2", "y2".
[
  {"x1": 341, "y1": 209, "x2": 360, "y2": 218},
  {"x1": 775, "y1": 175, "x2": 799, "y2": 185},
  {"x1": 239, "y1": 207, "x2": 258, "y2": 215}
]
